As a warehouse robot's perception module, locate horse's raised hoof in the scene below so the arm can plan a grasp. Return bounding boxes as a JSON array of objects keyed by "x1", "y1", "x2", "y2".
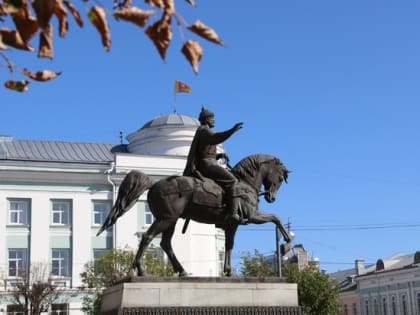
[{"x1": 280, "y1": 242, "x2": 292, "y2": 256}]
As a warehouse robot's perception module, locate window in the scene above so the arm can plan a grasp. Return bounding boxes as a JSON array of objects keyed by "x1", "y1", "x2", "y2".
[
  {"x1": 391, "y1": 296, "x2": 396, "y2": 315},
  {"x1": 145, "y1": 204, "x2": 154, "y2": 225},
  {"x1": 382, "y1": 297, "x2": 387, "y2": 315},
  {"x1": 51, "y1": 303, "x2": 69, "y2": 315},
  {"x1": 51, "y1": 200, "x2": 71, "y2": 225},
  {"x1": 373, "y1": 298, "x2": 378, "y2": 315},
  {"x1": 93, "y1": 201, "x2": 110, "y2": 225},
  {"x1": 344, "y1": 304, "x2": 348, "y2": 315},
  {"x1": 93, "y1": 249, "x2": 109, "y2": 260},
  {"x1": 51, "y1": 249, "x2": 70, "y2": 276},
  {"x1": 93, "y1": 249, "x2": 110, "y2": 273},
  {"x1": 353, "y1": 303, "x2": 357, "y2": 315},
  {"x1": 8, "y1": 249, "x2": 27, "y2": 277},
  {"x1": 417, "y1": 293, "x2": 420, "y2": 315},
  {"x1": 365, "y1": 300, "x2": 370, "y2": 315},
  {"x1": 8, "y1": 199, "x2": 29, "y2": 225},
  {"x1": 401, "y1": 294, "x2": 407, "y2": 315},
  {"x1": 6, "y1": 304, "x2": 25, "y2": 315}
]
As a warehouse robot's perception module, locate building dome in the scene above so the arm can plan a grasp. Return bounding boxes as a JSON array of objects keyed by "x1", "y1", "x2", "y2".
[{"x1": 127, "y1": 113, "x2": 200, "y2": 156}]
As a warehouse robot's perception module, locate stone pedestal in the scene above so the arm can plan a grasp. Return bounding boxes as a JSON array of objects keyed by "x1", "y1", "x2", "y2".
[{"x1": 101, "y1": 277, "x2": 301, "y2": 315}]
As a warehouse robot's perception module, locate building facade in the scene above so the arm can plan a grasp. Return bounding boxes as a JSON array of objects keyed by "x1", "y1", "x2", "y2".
[
  {"x1": 0, "y1": 113, "x2": 226, "y2": 314},
  {"x1": 332, "y1": 252, "x2": 420, "y2": 315}
]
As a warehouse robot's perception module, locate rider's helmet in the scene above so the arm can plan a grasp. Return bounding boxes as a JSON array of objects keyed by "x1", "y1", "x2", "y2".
[{"x1": 199, "y1": 106, "x2": 215, "y2": 124}]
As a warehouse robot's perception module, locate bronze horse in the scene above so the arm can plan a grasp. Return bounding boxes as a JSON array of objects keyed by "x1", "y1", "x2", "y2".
[{"x1": 97, "y1": 154, "x2": 292, "y2": 276}]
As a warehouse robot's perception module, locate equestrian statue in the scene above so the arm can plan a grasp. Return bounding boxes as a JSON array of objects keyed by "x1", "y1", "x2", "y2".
[{"x1": 97, "y1": 107, "x2": 293, "y2": 277}]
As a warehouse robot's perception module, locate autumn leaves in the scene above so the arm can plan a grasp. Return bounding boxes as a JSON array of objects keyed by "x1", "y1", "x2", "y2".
[
  {"x1": 110, "y1": 0, "x2": 224, "y2": 73},
  {"x1": 0, "y1": 0, "x2": 224, "y2": 92}
]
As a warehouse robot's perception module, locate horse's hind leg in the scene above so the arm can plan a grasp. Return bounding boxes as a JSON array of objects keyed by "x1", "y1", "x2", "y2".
[
  {"x1": 133, "y1": 219, "x2": 174, "y2": 276},
  {"x1": 160, "y1": 221, "x2": 188, "y2": 277}
]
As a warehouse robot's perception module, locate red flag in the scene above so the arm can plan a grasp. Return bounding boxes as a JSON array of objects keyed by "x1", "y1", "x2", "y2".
[{"x1": 174, "y1": 80, "x2": 191, "y2": 93}]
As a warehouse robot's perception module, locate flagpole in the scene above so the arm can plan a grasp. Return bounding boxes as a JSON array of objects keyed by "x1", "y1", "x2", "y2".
[
  {"x1": 173, "y1": 80, "x2": 191, "y2": 113},
  {"x1": 173, "y1": 88, "x2": 177, "y2": 113}
]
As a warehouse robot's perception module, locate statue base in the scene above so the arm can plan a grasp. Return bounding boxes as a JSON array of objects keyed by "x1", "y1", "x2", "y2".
[{"x1": 100, "y1": 277, "x2": 301, "y2": 315}]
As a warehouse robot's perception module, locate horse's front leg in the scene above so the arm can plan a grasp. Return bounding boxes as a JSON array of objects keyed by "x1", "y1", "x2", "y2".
[
  {"x1": 248, "y1": 211, "x2": 292, "y2": 243},
  {"x1": 223, "y1": 224, "x2": 238, "y2": 276}
]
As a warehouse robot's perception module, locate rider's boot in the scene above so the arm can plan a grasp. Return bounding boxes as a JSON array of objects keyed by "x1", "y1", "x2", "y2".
[{"x1": 225, "y1": 184, "x2": 243, "y2": 223}]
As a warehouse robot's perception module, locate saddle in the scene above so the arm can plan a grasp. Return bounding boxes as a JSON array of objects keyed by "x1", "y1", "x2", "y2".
[
  {"x1": 159, "y1": 176, "x2": 224, "y2": 208},
  {"x1": 192, "y1": 178, "x2": 224, "y2": 208},
  {"x1": 159, "y1": 176, "x2": 256, "y2": 209}
]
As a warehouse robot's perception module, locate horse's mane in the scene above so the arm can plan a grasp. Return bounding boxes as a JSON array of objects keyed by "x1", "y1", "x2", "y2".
[{"x1": 232, "y1": 154, "x2": 282, "y2": 180}]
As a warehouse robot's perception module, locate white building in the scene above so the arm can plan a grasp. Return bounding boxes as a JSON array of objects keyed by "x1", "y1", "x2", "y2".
[
  {"x1": 0, "y1": 113, "x2": 226, "y2": 314},
  {"x1": 356, "y1": 252, "x2": 420, "y2": 315},
  {"x1": 331, "y1": 252, "x2": 420, "y2": 315}
]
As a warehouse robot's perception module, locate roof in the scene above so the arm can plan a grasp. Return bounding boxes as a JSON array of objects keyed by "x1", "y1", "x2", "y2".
[
  {"x1": 0, "y1": 136, "x2": 125, "y2": 164},
  {"x1": 362, "y1": 252, "x2": 420, "y2": 275},
  {"x1": 126, "y1": 113, "x2": 202, "y2": 156},
  {"x1": 138, "y1": 113, "x2": 199, "y2": 130},
  {"x1": 0, "y1": 113, "x2": 200, "y2": 163},
  {"x1": 329, "y1": 268, "x2": 358, "y2": 292}
]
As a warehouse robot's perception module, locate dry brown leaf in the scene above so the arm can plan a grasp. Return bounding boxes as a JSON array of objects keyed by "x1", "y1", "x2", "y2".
[
  {"x1": 2, "y1": 0, "x2": 21, "y2": 14},
  {"x1": 0, "y1": 33, "x2": 8, "y2": 50},
  {"x1": 10, "y1": 0, "x2": 39, "y2": 42},
  {"x1": 11, "y1": 0, "x2": 39, "y2": 43},
  {"x1": 185, "y1": 0, "x2": 195, "y2": 7},
  {"x1": 181, "y1": 39, "x2": 202, "y2": 74},
  {"x1": 63, "y1": 0, "x2": 83, "y2": 27},
  {"x1": 54, "y1": 0, "x2": 68, "y2": 37},
  {"x1": 187, "y1": 20, "x2": 223, "y2": 46},
  {"x1": 145, "y1": 0, "x2": 174, "y2": 13},
  {"x1": 38, "y1": 23, "x2": 53, "y2": 58},
  {"x1": 0, "y1": 2, "x2": 7, "y2": 15},
  {"x1": 145, "y1": 0, "x2": 164, "y2": 9},
  {"x1": 4, "y1": 79, "x2": 30, "y2": 92},
  {"x1": 114, "y1": 0, "x2": 132, "y2": 8},
  {"x1": 88, "y1": 6, "x2": 111, "y2": 52},
  {"x1": 22, "y1": 68, "x2": 62, "y2": 81},
  {"x1": 32, "y1": 0, "x2": 56, "y2": 29},
  {"x1": 113, "y1": 6, "x2": 154, "y2": 28},
  {"x1": 0, "y1": 28, "x2": 34, "y2": 51},
  {"x1": 145, "y1": 13, "x2": 172, "y2": 60},
  {"x1": 10, "y1": 0, "x2": 32, "y2": 17},
  {"x1": 12, "y1": 14, "x2": 39, "y2": 43}
]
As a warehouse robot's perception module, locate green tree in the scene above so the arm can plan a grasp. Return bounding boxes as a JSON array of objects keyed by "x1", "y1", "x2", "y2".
[
  {"x1": 239, "y1": 251, "x2": 340, "y2": 315},
  {"x1": 283, "y1": 263, "x2": 339, "y2": 315},
  {"x1": 239, "y1": 250, "x2": 276, "y2": 277},
  {"x1": 80, "y1": 247, "x2": 174, "y2": 315}
]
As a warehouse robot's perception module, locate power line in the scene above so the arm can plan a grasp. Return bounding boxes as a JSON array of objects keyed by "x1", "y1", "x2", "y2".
[{"x1": 240, "y1": 222, "x2": 420, "y2": 232}]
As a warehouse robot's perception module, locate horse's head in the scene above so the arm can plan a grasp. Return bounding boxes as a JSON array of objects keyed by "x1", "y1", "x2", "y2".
[
  {"x1": 261, "y1": 158, "x2": 290, "y2": 203},
  {"x1": 232, "y1": 154, "x2": 290, "y2": 203}
]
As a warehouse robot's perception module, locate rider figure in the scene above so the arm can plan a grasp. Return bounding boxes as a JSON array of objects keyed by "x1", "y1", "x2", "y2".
[{"x1": 184, "y1": 107, "x2": 244, "y2": 223}]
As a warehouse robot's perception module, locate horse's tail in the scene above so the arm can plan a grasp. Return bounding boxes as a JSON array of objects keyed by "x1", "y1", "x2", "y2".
[{"x1": 96, "y1": 170, "x2": 154, "y2": 236}]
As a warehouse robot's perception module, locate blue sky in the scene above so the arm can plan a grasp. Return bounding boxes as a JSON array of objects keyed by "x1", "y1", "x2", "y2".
[{"x1": 2, "y1": 1, "x2": 420, "y2": 273}]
